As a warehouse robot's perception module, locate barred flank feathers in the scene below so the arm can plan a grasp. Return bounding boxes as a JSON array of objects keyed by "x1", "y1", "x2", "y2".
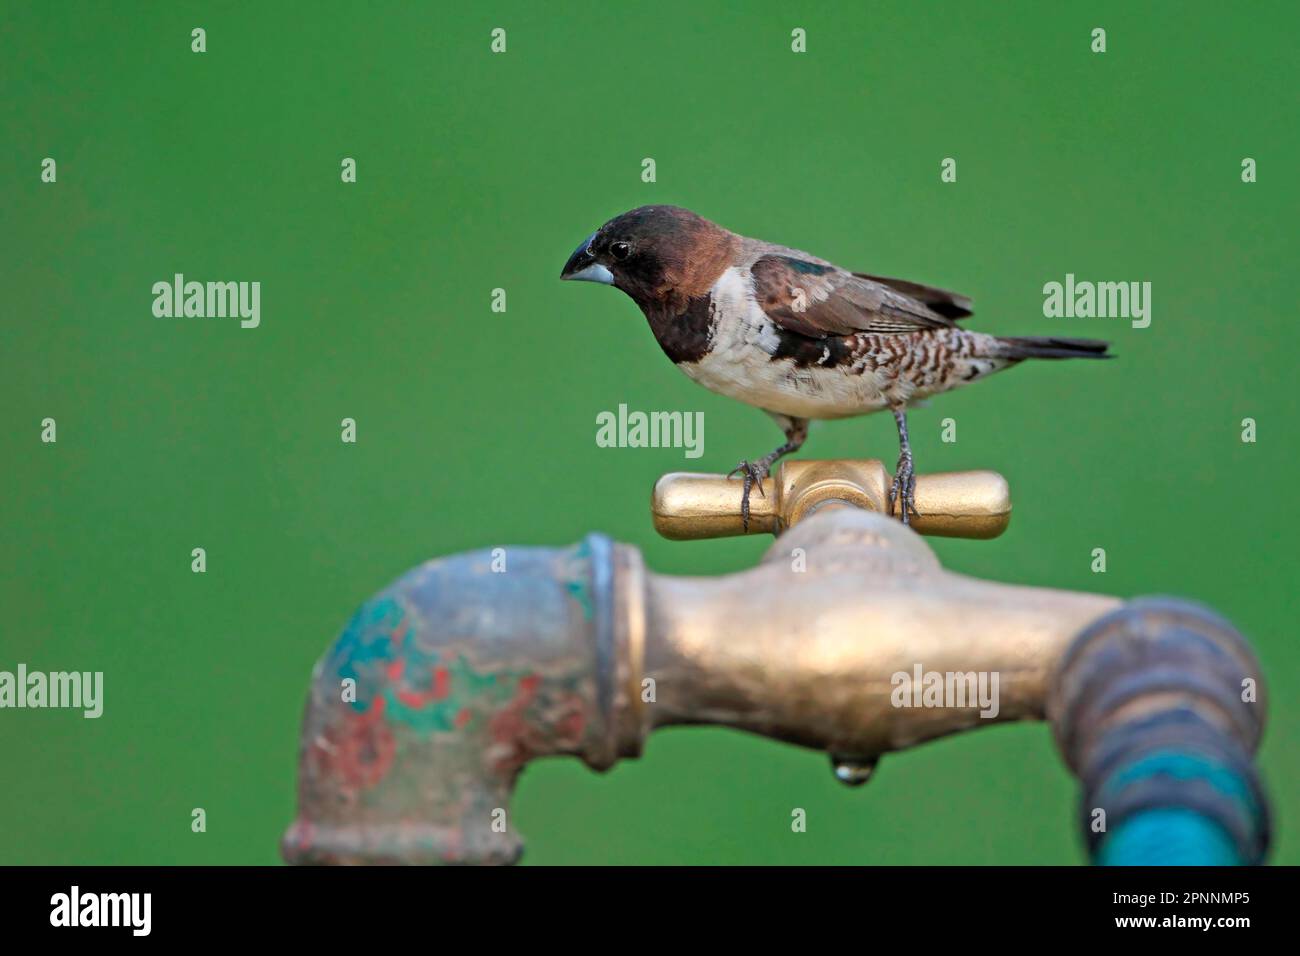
[{"x1": 997, "y1": 336, "x2": 1112, "y2": 360}]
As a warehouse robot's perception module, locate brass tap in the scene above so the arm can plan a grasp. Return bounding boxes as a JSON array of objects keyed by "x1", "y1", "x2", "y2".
[
  {"x1": 284, "y1": 505, "x2": 1116, "y2": 865},
  {"x1": 652, "y1": 459, "x2": 1011, "y2": 539},
  {"x1": 283, "y1": 462, "x2": 1268, "y2": 865}
]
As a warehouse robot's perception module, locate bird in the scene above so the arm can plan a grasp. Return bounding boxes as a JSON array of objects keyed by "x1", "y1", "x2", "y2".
[{"x1": 560, "y1": 205, "x2": 1111, "y2": 529}]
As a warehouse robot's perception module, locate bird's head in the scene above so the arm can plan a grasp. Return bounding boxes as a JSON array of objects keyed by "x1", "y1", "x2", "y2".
[{"x1": 560, "y1": 205, "x2": 737, "y2": 307}]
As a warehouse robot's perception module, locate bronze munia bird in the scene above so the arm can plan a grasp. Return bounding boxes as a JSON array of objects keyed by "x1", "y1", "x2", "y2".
[{"x1": 562, "y1": 205, "x2": 1111, "y2": 527}]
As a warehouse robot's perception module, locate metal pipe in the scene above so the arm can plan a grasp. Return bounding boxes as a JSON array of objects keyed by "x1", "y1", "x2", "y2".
[{"x1": 283, "y1": 507, "x2": 1131, "y2": 865}]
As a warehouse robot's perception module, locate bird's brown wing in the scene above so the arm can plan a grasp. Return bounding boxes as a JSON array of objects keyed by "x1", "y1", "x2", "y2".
[
  {"x1": 750, "y1": 254, "x2": 958, "y2": 339},
  {"x1": 850, "y1": 273, "x2": 973, "y2": 319}
]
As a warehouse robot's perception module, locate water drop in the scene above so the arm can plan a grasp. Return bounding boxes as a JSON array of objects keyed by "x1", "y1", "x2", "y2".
[{"x1": 830, "y1": 754, "x2": 877, "y2": 786}]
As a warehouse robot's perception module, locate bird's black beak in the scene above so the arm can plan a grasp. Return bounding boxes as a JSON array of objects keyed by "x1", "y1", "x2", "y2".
[{"x1": 560, "y1": 233, "x2": 614, "y2": 284}]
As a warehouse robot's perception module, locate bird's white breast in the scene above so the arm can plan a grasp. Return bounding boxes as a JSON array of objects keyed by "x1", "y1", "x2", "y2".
[{"x1": 676, "y1": 267, "x2": 891, "y2": 419}]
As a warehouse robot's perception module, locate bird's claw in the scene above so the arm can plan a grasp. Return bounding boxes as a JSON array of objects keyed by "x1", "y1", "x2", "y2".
[
  {"x1": 888, "y1": 455, "x2": 920, "y2": 526},
  {"x1": 727, "y1": 460, "x2": 769, "y2": 532},
  {"x1": 726, "y1": 460, "x2": 769, "y2": 497}
]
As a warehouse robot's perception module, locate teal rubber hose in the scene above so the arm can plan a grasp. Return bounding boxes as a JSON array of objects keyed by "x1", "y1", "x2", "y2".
[{"x1": 1049, "y1": 598, "x2": 1270, "y2": 865}]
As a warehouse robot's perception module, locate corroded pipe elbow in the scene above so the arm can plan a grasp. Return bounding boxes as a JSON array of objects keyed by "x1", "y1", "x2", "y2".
[
  {"x1": 284, "y1": 509, "x2": 1123, "y2": 865},
  {"x1": 282, "y1": 535, "x2": 648, "y2": 865}
]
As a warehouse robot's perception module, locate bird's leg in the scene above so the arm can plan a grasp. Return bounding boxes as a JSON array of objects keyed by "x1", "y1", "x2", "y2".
[
  {"x1": 888, "y1": 406, "x2": 920, "y2": 525},
  {"x1": 728, "y1": 416, "x2": 809, "y2": 532}
]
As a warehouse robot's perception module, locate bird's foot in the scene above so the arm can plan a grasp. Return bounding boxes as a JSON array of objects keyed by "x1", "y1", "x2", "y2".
[
  {"x1": 889, "y1": 453, "x2": 919, "y2": 526},
  {"x1": 727, "y1": 459, "x2": 771, "y2": 532}
]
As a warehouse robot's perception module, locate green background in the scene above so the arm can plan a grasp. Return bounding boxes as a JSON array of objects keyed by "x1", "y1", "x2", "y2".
[{"x1": 2, "y1": 1, "x2": 1296, "y2": 865}]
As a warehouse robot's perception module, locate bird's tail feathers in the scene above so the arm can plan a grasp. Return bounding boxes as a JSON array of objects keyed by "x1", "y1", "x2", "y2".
[{"x1": 997, "y1": 335, "x2": 1112, "y2": 360}]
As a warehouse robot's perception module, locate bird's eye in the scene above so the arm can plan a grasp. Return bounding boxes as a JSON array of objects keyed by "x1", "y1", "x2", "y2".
[{"x1": 609, "y1": 241, "x2": 631, "y2": 261}]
